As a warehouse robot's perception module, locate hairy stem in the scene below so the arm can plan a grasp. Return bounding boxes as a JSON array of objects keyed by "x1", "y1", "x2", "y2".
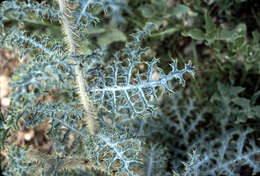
[{"x1": 57, "y1": 0, "x2": 98, "y2": 135}]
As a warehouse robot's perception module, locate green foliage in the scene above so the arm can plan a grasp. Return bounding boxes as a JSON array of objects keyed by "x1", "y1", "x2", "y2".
[
  {"x1": 1, "y1": 0, "x2": 260, "y2": 176},
  {"x1": 0, "y1": 109, "x2": 9, "y2": 150},
  {"x1": 182, "y1": 11, "x2": 246, "y2": 46},
  {"x1": 209, "y1": 82, "x2": 260, "y2": 123},
  {"x1": 2, "y1": 146, "x2": 38, "y2": 176},
  {"x1": 152, "y1": 86, "x2": 260, "y2": 175}
]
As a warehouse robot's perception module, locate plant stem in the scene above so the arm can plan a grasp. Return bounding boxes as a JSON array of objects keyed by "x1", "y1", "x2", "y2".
[{"x1": 57, "y1": 0, "x2": 98, "y2": 135}]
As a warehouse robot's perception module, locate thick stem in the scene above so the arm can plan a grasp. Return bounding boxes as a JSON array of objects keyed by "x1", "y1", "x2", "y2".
[{"x1": 57, "y1": 0, "x2": 98, "y2": 135}]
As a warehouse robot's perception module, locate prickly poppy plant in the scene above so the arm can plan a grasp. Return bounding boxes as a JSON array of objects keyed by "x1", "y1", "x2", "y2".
[{"x1": 0, "y1": 0, "x2": 260, "y2": 176}]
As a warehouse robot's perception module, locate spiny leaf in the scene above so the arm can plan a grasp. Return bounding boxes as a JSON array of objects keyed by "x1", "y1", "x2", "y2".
[{"x1": 87, "y1": 58, "x2": 194, "y2": 117}]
